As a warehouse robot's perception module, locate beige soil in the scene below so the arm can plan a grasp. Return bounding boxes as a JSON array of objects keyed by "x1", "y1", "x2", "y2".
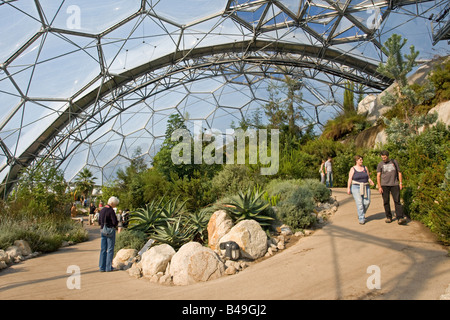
[{"x1": 0, "y1": 188, "x2": 449, "y2": 300}]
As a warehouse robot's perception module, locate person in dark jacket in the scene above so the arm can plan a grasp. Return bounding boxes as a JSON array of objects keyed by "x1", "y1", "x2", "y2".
[
  {"x1": 89, "y1": 202, "x2": 96, "y2": 225},
  {"x1": 98, "y1": 196, "x2": 119, "y2": 272}
]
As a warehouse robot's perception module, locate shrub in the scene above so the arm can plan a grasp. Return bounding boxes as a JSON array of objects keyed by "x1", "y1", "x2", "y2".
[
  {"x1": 128, "y1": 196, "x2": 187, "y2": 233},
  {"x1": 331, "y1": 151, "x2": 355, "y2": 187},
  {"x1": 389, "y1": 121, "x2": 450, "y2": 245},
  {"x1": 171, "y1": 171, "x2": 216, "y2": 212},
  {"x1": 9, "y1": 160, "x2": 72, "y2": 222},
  {"x1": 276, "y1": 203, "x2": 316, "y2": 231},
  {"x1": 151, "y1": 207, "x2": 213, "y2": 249},
  {"x1": 278, "y1": 149, "x2": 316, "y2": 179},
  {"x1": 302, "y1": 137, "x2": 344, "y2": 161},
  {"x1": 298, "y1": 179, "x2": 331, "y2": 203},
  {"x1": 266, "y1": 180, "x2": 317, "y2": 231},
  {"x1": 301, "y1": 138, "x2": 355, "y2": 187},
  {"x1": 429, "y1": 189, "x2": 450, "y2": 245},
  {"x1": 429, "y1": 58, "x2": 450, "y2": 104},
  {"x1": 285, "y1": 185, "x2": 315, "y2": 214},
  {"x1": 384, "y1": 114, "x2": 439, "y2": 152},
  {"x1": 0, "y1": 216, "x2": 88, "y2": 253},
  {"x1": 127, "y1": 195, "x2": 214, "y2": 248},
  {"x1": 114, "y1": 229, "x2": 147, "y2": 255},
  {"x1": 321, "y1": 112, "x2": 371, "y2": 141},
  {"x1": 405, "y1": 163, "x2": 449, "y2": 245},
  {"x1": 141, "y1": 168, "x2": 173, "y2": 204},
  {"x1": 211, "y1": 165, "x2": 262, "y2": 197},
  {"x1": 265, "y1": 179, "x2": 298, "y2": 202}
]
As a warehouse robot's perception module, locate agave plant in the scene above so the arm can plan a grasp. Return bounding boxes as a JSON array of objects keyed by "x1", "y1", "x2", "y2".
[
  {"x1": 159, "y1": 195, "x2": 188, "y2": 220},
  {"x1": 128, "y1": 198, "x2": 167, "y2": 234},
  {"x1": 152, "y1": 217, "x2": 195, "y2": 250},
  {"x1": 128, "y1": 195, "x2": 191, "y2": 242},
  {"x1": 221, "y1": 188, "x2": 274, "y2": 227},
  {"x1": 186, "y1": 208, "x2": 212, "y2": 243}
]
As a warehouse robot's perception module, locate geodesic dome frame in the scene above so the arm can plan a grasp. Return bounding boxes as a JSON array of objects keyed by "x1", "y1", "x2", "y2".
[{"x1": 0, "y1": 0, "x2": 448, "y2": 197}]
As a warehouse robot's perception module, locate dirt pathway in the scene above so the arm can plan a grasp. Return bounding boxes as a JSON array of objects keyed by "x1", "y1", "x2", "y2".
[{"x1": 0, "y1": 188, "x2": 449, "y2": 300}]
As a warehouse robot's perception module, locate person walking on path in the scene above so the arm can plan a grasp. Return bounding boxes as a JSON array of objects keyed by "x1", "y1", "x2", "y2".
[
  {"x1": 319, "y1": 159, "x2": 326, "y2": 184},
  {"x1": 347, "y1": 155, "x2": 375, "y2": 224},
  {"x1": 325, "y1": 156, "x2": 333, "y2": 188},
  {"x1": 376, "y1": 150, "x2": 406, "y2": 225},
  {"x1": 98, "y1": 196, "x2": 119, "y2": 272}
]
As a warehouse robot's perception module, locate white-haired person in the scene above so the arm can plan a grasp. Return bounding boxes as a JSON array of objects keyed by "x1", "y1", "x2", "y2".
[{"x1": 98, "y1": 196, "x2": 119, "y2": 272}]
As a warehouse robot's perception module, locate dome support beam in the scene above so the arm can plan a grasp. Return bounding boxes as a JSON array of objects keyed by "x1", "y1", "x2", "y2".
[{"x1": 0, "y1": 39, "x2": 391, "y2": 198}]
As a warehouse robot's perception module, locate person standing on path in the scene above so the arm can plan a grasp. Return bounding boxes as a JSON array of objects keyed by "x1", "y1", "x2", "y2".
[
  {"x1": 70, "y1": 203, "x2": 77, "y2": 217},
  {"x1": 376, "y1": 150, "x2": 406, "y2": 225},
  {"x1": 347, "y1": 155, "x2": 375, "y2": 224},
  {"x1": 89, "y1": 202, "x2": 96, "y2": 225},
  {"x1": 325, "y1": 156, "x2": 333, "y2": 188},
  {"x1": 98, "y1": 196, "x2": 119, "y2": 272}
]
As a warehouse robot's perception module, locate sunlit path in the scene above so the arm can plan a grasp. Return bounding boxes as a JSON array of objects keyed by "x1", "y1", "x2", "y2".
[{"x1": 1, "y1": 188, "x2": 448, "y2": 300}]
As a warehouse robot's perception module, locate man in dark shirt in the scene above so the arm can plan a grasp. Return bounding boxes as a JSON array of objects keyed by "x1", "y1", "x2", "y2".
[
  {"x1": 98, "y1": 196, "x2": 119, "y2": 272},
  {"x1": 376, "y1": 151, "x2": 406, "y2": 225}
]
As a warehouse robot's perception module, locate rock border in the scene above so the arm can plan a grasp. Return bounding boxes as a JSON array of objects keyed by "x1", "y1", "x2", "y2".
[
  {"x1": 113, "y1": 196, "x2": 339, "y2": 286},
  {"x1": 0, "y1": 240, "x2": 42, "y2": 270}
]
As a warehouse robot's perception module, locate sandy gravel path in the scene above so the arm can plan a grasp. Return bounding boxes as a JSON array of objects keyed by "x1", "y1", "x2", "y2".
[{"x1": 1, "y1": 188, "x2": 449, "y2": 300}]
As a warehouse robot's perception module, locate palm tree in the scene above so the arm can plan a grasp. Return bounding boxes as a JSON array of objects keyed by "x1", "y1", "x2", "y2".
[{"x1": 74, "y1": 168, "x2": 97, "y2": 202}]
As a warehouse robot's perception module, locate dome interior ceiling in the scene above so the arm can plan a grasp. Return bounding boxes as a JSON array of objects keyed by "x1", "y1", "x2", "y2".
[{"x1": 0, "y1": 0, "x2": 448, "y2": 195}]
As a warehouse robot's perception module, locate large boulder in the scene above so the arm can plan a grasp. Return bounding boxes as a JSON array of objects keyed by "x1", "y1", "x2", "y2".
[
  {"x1": 207, "y1": 210, "x2": 234, "y2": 251},
  {"x1": 141, "y1": 244, "x2": 176, "y2": 278},
  {"x1": 371, "y1": 100, "x2": 450, "y2": 148},
  {"x1": 112, "y1": 248, "x2": 137, "y2": 270},
  {"x1": 428, "y1": 100, "x2": 450, "y2": 127},
  {"x1": 357, "y1": 94, "x2": 378, "y2": 118},
  {"x1": 169, "y1": 242, "x2": 225, "y2": 286},
  {"x1": 128, "y1": 262, "x2": 143, "y2": 279},
  {"x1": 219, "y1": 219, "x2": 267, "y2": 260},
  {"x1": 6, "y1": 246, "x2": 23, "y2": 262},
  {"x1": 357, "y1": 92, "x2": 393, "y2": 123},
  {"x1": 14, "y1": 240, "x2": 32, "y2": 256},
  {"x1": 0, "y1": 250, "x2": 10, "y2": 269},
  {"x1": 358, "y1": 58, "x2": 449, "y2": 123}
]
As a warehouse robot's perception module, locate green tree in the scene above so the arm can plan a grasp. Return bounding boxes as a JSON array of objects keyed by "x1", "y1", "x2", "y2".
[
  {"x1": 377, "y1": 34, "x2": 434, "y2": 121},
  {"x1": 152, "y1": 113, "x2": 221, "y2": 181},
  {"x1": 377, "y1": 34, "x2": 418, "y2": 88},
  {"x1": 263, "y1": 76, "x2": 307, "y2": 137},
  {"x1": 384, "y1": 113, "x2": 439, "y2": 152},
  {"x1": 152, "y1": 114, "x2": 192, "y2": 180},
  {"x1": 12, "y1": 160, "x2": 70, "y2": 216},
  {"x1": 114, "y1": 147, "x2": 148, "y2": 209},
  {"x1": 343, "y1": 81, "x2": 355, "y2": 114},
  {"x1": 141, "y1": 168, "x2": 172, "y2": 204},
  {"x1": 74, "y1": 168, "x2": 97, "y2": 201}
]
